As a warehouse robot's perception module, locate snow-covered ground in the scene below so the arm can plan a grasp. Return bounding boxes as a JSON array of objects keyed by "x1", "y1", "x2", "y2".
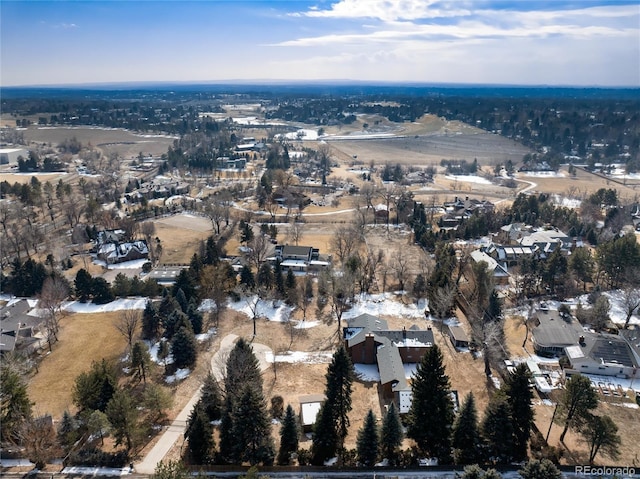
[
  {"x1": 93, "y1": 258, "x2": 149, "y2": 270},
  {"x1": 165, "y1": 368, "x2": 190, "y2": 384},
  {"x1": 444, "y1": 174, "x2": 493, "y2": 185},
  {"x1": 63, "y1": 298, "x2": 148, "y2": 313},
  {"x1": 227, "y1": 296, "x2": 294, "y2": 323},
  {"x1": 343, "y1": 293, "x2": 427, "y2": 320},
  {"x1": 519, "y1": 171, "x2": 566, "y2": 178},
  {"x1": 552, "y1": 194, "x2": 581, "y2": 209},
  {"x1": 265, "y1": 351, "x2": 334, "y2": 364}
]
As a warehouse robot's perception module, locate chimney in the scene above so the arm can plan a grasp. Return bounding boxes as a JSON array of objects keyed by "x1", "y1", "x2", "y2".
[
  {"x1": 402, "y1": 326, "x2": 407, "y2": 340},
  {"x1": 579, "y1": 336, "x2": 585, "y2": 346}
]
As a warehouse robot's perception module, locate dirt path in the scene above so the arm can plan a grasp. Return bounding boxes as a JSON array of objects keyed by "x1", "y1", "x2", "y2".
[{"x1": 134, "y1": 334, "x2": 272, "y2": 474}]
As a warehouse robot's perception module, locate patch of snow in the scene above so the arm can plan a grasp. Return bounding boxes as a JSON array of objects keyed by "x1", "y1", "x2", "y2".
[
  {"x1": 324, "y1": 457, "x2": 338, "y2": 466},
  {"x1": 403, "y1": 363, "x2": 419, "y2": 379},
  {"x1": 62, "y1": 467, "x2": 131, "y2": 476},
  {"x1": 265, "y1": 351, "x2": 333, "y2": 364},
  {"x1": 198, "y1": 299, "x2": 217, "y2": 312},
  {"x1": 343, "y1": 293, "x2": 427, "y2": 320},
  {"x1": 196, "y1": 328, "x2": 216, "y2": 342},
  {"x1": 354, "y1": 363, "x2": 381, "y2": 382},
  {"x1": 165, "y1": 368, "x2": 190, "y2": 383},
  {"x1": 295, "y1": 320, "x2": 319, "y2": 329},
  {"x1": 444, "y1": 174, "x2": 493, "y2": 185},
  {"x1": 105, "y1": 258, "x2": 149, "y2": 270},
  {"x1": 520, "y1": 171, "x2": 565, "y2": 178},
  {"x1": 63, "y1": 298, "x2": 147, "y2": 313},
  {"x1": 145, "y1": 340, "x2": 173, "y2": 365},
  {"x1": 227, "y1": 295, "x2": 294, "y2": 323}
]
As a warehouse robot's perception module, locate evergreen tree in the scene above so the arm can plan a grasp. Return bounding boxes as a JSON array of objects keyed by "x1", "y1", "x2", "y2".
[
  {"x1": 105, "y1": 388, "x2": 139, "y2": 452},
  {"x1": 407, "y1": 344, "x2": 454, "y2": 462},
  {"x1": 277, "y1": 404, "x2": 299, "y2": 465},
  {"x1": 257, "y1": 263, "x2": 274, "y2": 290},
  {"x1": 163, "y1": 309, "x2": 189, "y2": 340},
  {"x1": 142, "y1": 300, "x2": 161, "y2": 340},
  {"x1": 482, "y1": 391, "x2": 514, "y2": 463},
  {"x1": 556, "y1": 374, "x2": 598, "y2": 443},
  {"x1": 285, "y1": 268, "x2": 296, "y2": 290},
  {"x1": 218, "y1": 396, "x2": 237, "y2": 464},
  {"x1": 240, "y1": 265, "x2": 256, "y2": 289},
  {"x1": 171, "y1": 326, "x2": 197, "y2": 369},
  {"x1": 72, "y1": 359, "x2": 117, "y2": 412},
  {"x1": 57, "y1": 410, "x2": 79, "y2": 451},
  {"x1": 356, "y1": 409, "x2": 379, "y2": 467},
  {"x1": 580, "y1": 414, "x2": 621, "y2": 464},
  {"x1": 324, "y1": 346, "x2": 354, "y2": 457},
  {"x1": 185, "y1": 401, "x2": 214, "y2": 464},
  {"x1": 0, "y1": 366, "x2": 32, "y2": 442},
  {"x1": 131, "y1": 341, "x2": 152, "y2": 383},
  {"x1": 504, "y1": 363, "x2": 534, "y2": 461},
  {"x1": 225, "y1": 337, "x2": 262, "y2": 404},
  {"x1": 187, "y1": 301, "x2": 203, "y2": 335},
  {"x1": 75, "y1": 268, "x2": 93, "y2": 302},
  {"x1": 233, "y1": 385, "x2": 274, "y2": 465},
  {"x1": 380, "y1": 402, "x2": 403, "y2": 466},
  {"x1": 200, "y1": 372, "x2": 223, "y2": 421},
  {"x1": 452, "y1": 392, "x2": 482, "y2": 465},
  {"x1": 274, "y1": 262, "x2": 286, "y2": 298},
  {"x1": 311, "y1": 401, "x2": 338, "y2": 465},
  {"x1": 91, "y1": 277, "x2": 114, "y2": 304},
  {"x1": 519, "y1": 459, "x2": 562, "y2": 479},
  {"x1": 174, "y1": 288, "x2": 189, "y2": 313}
]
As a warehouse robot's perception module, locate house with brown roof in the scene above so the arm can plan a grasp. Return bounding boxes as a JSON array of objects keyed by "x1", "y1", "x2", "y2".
[{"x1": 343, "y1": 313, "x2": 434, "y2": 413}]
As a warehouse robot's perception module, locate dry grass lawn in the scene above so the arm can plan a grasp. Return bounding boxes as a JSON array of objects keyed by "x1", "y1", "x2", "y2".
[{"x1": 27, "y1": 311, "x2": 128, "y2": 419}]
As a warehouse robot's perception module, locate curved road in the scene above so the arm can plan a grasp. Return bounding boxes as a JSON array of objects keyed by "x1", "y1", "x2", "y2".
[{"x1": 135, "y1": 334, "x2": 272, "y2": 474}]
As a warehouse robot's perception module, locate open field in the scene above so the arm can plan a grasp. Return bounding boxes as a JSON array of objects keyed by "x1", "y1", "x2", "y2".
[
  {"x1": 153, "y1": 214, "x2": 213, "y2": 264},
  {"x1": 517, "y1": 167, "x2": 640, "y2": 202},
  {"x1": 27, "y1": 311, "x2": 128, "y2": 419},
  {"x1": 20, "y1": 126, "x2": 177, "y2": 159}
]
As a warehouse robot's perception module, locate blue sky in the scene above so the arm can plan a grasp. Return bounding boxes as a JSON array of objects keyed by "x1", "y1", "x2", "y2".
[{"x1": 1, "y1": 0, "x2": 639, "y2": 87}]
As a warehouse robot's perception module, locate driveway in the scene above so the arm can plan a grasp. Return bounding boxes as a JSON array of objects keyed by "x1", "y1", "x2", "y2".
[{"x1": 135, "y1": 334, "x2": 272, "y2": 474}]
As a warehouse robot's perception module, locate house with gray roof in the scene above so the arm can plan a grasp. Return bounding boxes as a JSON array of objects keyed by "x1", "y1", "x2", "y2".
[
  {"x1": 565, "y1": 332, "x2": 640, "y2": 379},
  {"x1": 272, "y1": 244, "x2": 329, "y2": 273},
  {"x1": 343, "y1": 313, "x2": 434, "y2": 413},
  {"x1": 531, "y1": 308, "x2": 585, "y2": 356},
  {"x1": 0, "y1": 299, "x2": 44, "y2": 354}
]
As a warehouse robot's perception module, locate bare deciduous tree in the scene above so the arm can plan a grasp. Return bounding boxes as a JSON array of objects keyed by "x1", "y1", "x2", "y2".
[
  {"x1": 248, "y1": 233, "x2": 272, "y2": 270},
  {"x1": 38, "y1": 276, "x2": 69, "y2": 351},
  {"x1": 391, "y1": 250, "x2": 411, "y2": 292},
  {"x1": 287, "y1": 220, "x2": 305, "y2": 246},
  {"x1": 331, "y1": 225, "x2": 361, "y2": 266},
  {"x1": 115, "y1": 309, "x2": 141, "y2": 351},
  {"x1": 622, "y1": 288, "x2": 640, "y2": 329}
]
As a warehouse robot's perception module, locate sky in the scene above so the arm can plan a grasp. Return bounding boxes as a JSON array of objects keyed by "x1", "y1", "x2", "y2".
[{"x1": 1, "y1": 0, "x2": 639, "y2": 87}]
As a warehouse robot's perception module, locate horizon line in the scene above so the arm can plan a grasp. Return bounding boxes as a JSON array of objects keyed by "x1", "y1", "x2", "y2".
[{"x1": 3, "y1": 79, "x2": 640, "y2": 90}]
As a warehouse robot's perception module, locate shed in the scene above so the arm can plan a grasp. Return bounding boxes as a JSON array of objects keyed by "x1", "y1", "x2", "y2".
[
  {"x1": 448, "y1": 324, "x2": 470, "y2": 348},
  {"x1": 299, "y1": 394, "x2": 325, "y2": 432}
]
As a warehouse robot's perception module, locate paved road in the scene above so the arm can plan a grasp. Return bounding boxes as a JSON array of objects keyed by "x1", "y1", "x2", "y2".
[{"x1": 135, "y1": 334, "x2": 272, "y2": 474}]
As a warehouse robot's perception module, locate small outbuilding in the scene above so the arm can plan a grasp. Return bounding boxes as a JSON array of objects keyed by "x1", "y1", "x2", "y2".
[
  {"x1": 299, "y1": 394, "x2": 325, "y2": 433},
  {"x1": 448, "y1": 324, "x2": 470, "y2": 348}
]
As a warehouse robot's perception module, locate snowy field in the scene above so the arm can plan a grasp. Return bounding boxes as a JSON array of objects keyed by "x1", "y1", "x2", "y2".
[
  {"x1": 444, "y1": 174, "x2": 493, "y2": 185},
  {"x1": 519, "y1": 171, "x2": 566, "y2": 178},
  {"x1": 265, "y1": 351, "x2": 333, "y2": 364},
  {"x1": 226, "y1": 296, "x2": 294, "y2": 323},
  {"x1": 343, "y1": 293, "x2": 427, "y2": 320},
  {"x1": 63, "y1": 298, "x2": 148, "y2": 313}
]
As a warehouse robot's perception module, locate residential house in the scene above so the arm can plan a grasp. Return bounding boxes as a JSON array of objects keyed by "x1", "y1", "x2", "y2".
[
  {"x1": 484, "y1": 243, "x2": 536, "y2": 269},
  {"x1": 343, "y1": 313, "x2": 434, "y2": 413},
  {"x1": 0, "y1": 299, "x2": 44, "y2": 355},
  {"x1": 470, "y1": 250, "x2": 510, "y2": 285},
  {"x1": 565, "y1": 332, "x2": 640, "y2": 379},
  {"x1": 98, "y1": 240, "x2": 149, "y2": 265},
  {"x1": 272, "y1": 244, "x2": 329, "y2": 273},
  {"x1": 531, "y1": 308, "x2": 585, "y2": 356}
]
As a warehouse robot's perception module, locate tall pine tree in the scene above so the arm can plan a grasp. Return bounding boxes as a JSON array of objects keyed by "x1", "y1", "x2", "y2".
[
  {"x1": 380, "y1": 402, "x2": 403, "y2": 466},
  {"x1": 200, "y1": 372, "x2": 223, "y2": 421},
  {"x1": 356, "y1": 409, "x2": 379, "y2": 467},
  {"x1": 482, "y1": 391, "x2": 515, "y2": 464},
  {"x1": 232, "y1": 384, "x2": 274, "y2": 465},
  {"x1": 311, "y1": 401, "x2": 338, "y2": 465},
  {"x1": 452, "y1": 392, "x2": 482, "y2": 465},
  {"x1": 407, "y1": 344, "x2": 454, "y2": 462},
  {"x1": 324, "y1": 346, "x2": 354, "y2": 459},
  {"x1": 277, "y1": 404, "x2": 299, "y2": 465},
  {"x1": 504, "y1": 363, "x2": 534, "y2": 461},
  {"x1": 185, "y1": 401, "x2": 214, "y2": 464}
]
